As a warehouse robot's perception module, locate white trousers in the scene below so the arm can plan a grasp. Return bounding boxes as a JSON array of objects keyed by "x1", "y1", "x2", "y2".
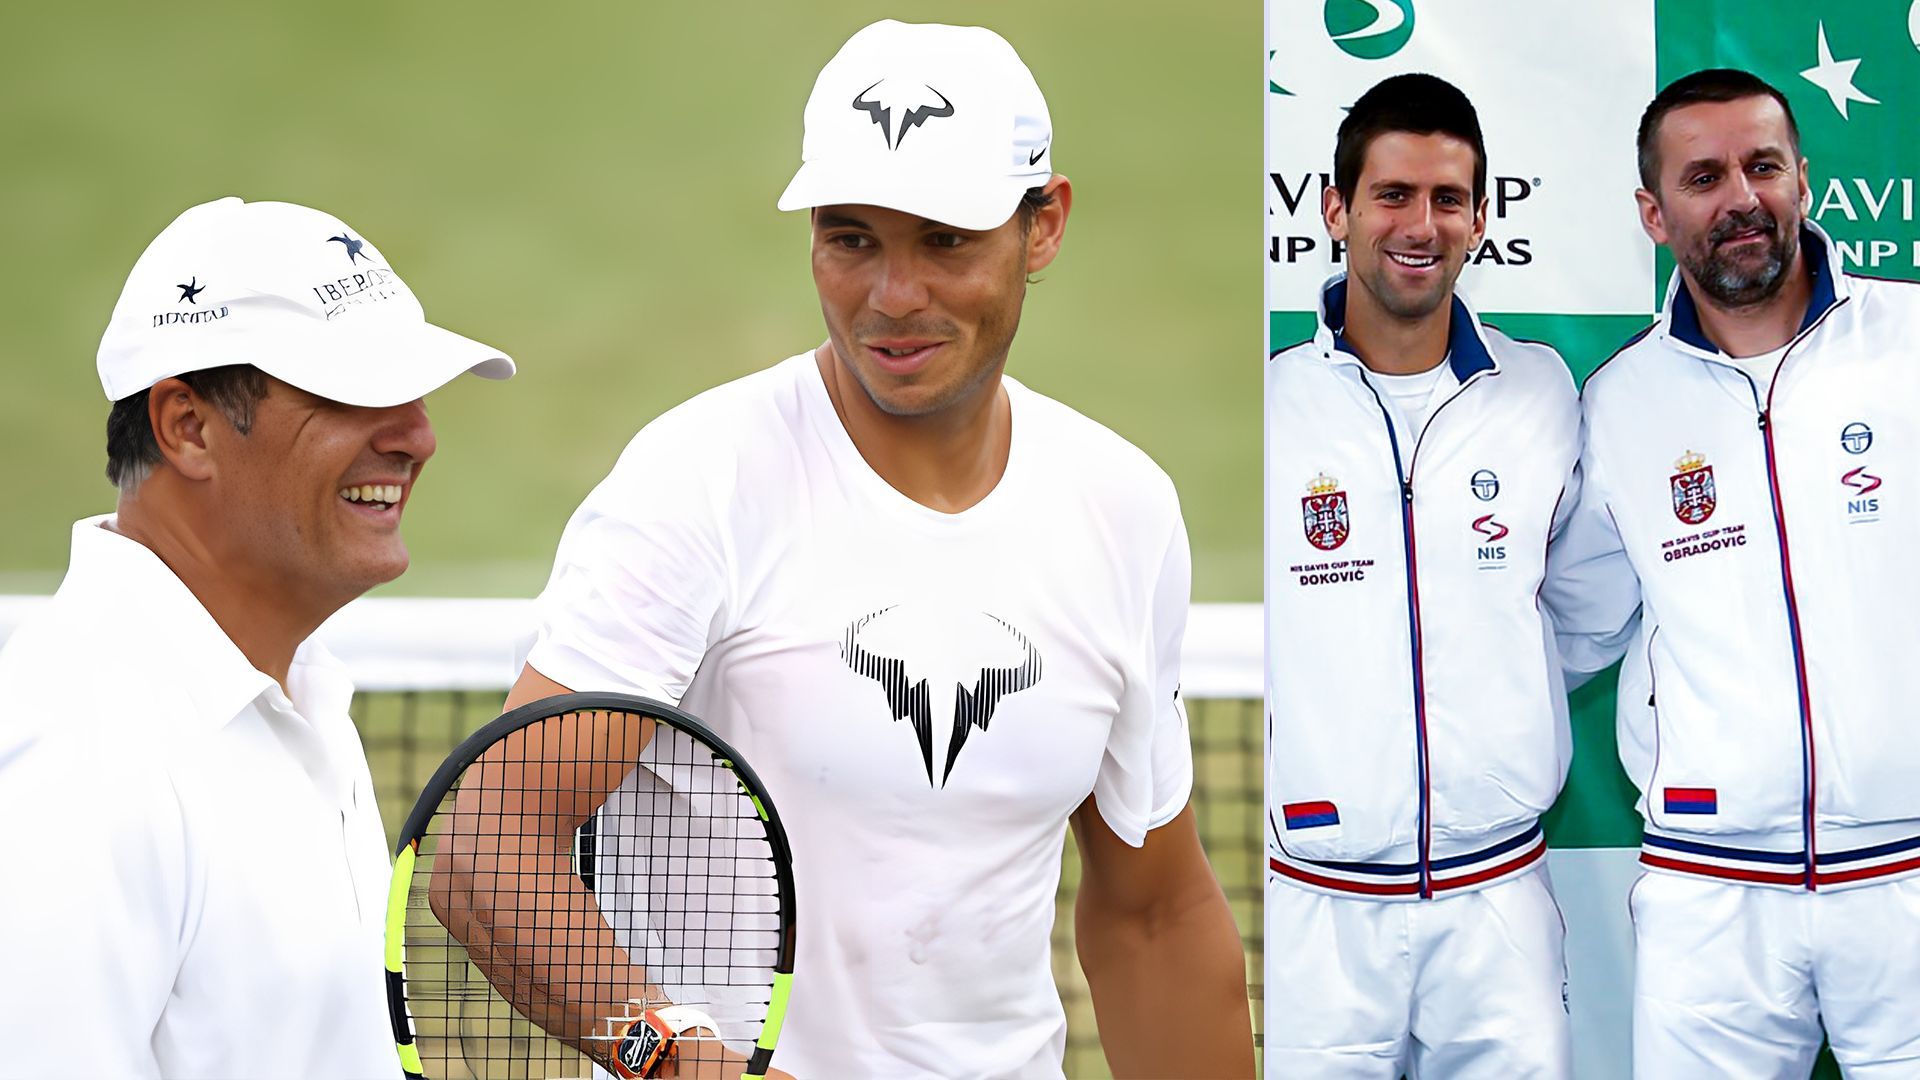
[
  {"x1": 1632, "y1": 872, "x2": 1920, "y2": 1078},
  {"x1": 1264, "y1": 868, "x2": 1572, "y2": 1079}
]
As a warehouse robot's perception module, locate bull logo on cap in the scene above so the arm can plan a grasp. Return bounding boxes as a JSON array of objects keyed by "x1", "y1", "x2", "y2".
[{"x1": 852, "y1": 79, "x2": 955, "y2": 150}]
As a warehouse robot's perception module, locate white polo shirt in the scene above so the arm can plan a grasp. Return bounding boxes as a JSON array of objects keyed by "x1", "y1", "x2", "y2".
[{"x1": 0, "y1": 517, "x2": 396, "y2": 1079}]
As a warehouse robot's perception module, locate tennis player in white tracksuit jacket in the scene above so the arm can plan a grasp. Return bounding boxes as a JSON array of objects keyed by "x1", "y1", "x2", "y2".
[
  {"x1": 1267, "y1": 275, "x2": 1581, "y2": 1074},
  {"x1": 1545, "y1": 221, "x2": 1920, "y2": 1073},
  {"x1": 1269, "y1": 276, "x2": 1581, "y2": 895}
]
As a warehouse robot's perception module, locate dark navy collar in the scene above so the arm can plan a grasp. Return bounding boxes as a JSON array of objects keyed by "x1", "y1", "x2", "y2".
[
  {"x1": 1321, "y1": 277, "x2": 1495, "y2": 381},
  {"x1": 1667, "y1": 226, "x2": 1839, "y2": 354}
]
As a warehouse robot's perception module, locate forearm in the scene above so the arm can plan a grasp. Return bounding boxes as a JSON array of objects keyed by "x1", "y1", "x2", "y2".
[
  {"x1": 1076, "y1": 879, "x2": 1253, "y2": 1078},
  {"x1": 429, "y1": 694, "x2": 760, "y2": 1078},
  {"x1": 433, "y1": 837, "x2": 775, "y2": 1079},
  {"x1": 433, "y1": 821, "x2": 666, "y2": 1059}
]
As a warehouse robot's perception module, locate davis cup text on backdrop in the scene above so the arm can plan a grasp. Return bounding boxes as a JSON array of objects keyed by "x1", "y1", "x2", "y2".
[{"x1": 1270, "y1": 170, "x2": 1537, "y2": 266}]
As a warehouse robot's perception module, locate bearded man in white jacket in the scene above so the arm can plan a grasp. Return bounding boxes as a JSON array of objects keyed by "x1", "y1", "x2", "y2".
[{"x1": 1546, "y1": 68, "x2": 1920, "y2": 1078}]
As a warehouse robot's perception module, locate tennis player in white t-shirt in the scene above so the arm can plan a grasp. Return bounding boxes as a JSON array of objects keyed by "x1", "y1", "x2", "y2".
[{"x1": 495, "y1": 20, "x2": 1254, "y2": 1080}]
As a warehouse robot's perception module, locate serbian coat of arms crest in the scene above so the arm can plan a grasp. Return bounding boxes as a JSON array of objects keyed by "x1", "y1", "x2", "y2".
[
  {"x1": 1302, "y1": 472, "x2": 1350, "y2": 551},
  {"x1": 1670, "y1": 450, "x2": 1716, "y2": 525}
]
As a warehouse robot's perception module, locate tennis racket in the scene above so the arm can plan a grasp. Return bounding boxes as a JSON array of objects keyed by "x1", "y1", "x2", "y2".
[{"x1": 384, "y1": 692, "x2": 797, "y2": 1079}]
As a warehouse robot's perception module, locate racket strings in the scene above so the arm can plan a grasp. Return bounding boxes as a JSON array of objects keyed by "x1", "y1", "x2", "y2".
[{"x1": 402, "y1": 708, "x2": 783, "y2": 1078}]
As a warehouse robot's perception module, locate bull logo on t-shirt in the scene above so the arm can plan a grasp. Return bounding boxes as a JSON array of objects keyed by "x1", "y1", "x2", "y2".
[{"x1": 840, "y1": 607, "x2": 1044, "y2": 787}]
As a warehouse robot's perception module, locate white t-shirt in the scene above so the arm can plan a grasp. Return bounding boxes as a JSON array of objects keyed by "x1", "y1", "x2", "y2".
[
  {"x1": 1366, "y1": 359, "x2": 1455, "y2": 451},
  {"x1": 0, "y1": 518, "x2": 395, "y2": 1079},
  {"x1": 529, "y1": 352, "x2": 1194, "y2": 1079},
  {"x1": 1726, "y1": 341, "x2": 1788, "y2": 393}
]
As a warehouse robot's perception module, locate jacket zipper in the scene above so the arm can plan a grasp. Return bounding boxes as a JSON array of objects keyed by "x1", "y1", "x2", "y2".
[
  {"x1": 1717, "y1": 297, "x2": 1846, "y2": 891},
  {"x1": 1354, "y1": 362, "x2": 1495, "y2": 898},
  {"x1": 1755, "y1": 408, "x2": 1816, "y2": 889}
]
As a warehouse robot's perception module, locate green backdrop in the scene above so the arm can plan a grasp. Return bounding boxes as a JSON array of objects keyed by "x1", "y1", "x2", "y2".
[{"x1": 1270, "y1": 2, "x2": 1919, "y2": 1075}]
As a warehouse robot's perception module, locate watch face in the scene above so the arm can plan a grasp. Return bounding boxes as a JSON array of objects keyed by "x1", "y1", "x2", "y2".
[{"x1": 617, "y1": 1022, "x2": 666, "y2": 1076}]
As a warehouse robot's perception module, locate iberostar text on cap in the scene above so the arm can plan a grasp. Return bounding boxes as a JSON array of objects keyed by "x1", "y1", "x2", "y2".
[{"x1": 98, "y1": 197, "x2": 514, "y2": 408}]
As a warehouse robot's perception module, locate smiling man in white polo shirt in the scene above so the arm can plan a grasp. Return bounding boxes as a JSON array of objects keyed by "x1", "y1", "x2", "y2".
[{"x1": 0, "y1": 197, "x2": 512, "y2": 1078}]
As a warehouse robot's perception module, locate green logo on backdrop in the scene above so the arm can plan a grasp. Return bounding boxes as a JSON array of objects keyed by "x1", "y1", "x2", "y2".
[
  {"x1": 1773, "y1": 10, "x2": 1916, "y2": 279},
  {"x1": 1325, "y1": 0, "x2": 1416, "y2": 59}
]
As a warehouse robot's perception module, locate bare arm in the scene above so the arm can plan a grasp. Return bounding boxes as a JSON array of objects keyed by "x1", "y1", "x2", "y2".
[
  {"x1": 434, "y1": 667, "x2": 790, "y2": 1078},
  {"x1": 502, "y1": 664, "x2": 577, "y2": 712},
  {"x1": 431, "y1": 665, "x2": 664, "y2": 1060},
  {"x1": 1070, "y1": 800, "x2": 1254, "y2": 1079}
]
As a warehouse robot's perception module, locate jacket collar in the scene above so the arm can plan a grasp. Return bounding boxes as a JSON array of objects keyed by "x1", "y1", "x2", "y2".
[
  {"x1": 1313, "y1": 273, "x2": 1497, "y2": 381},
  {"x1": 1660, "y1": 220, "x2": 1848, "y2": 356},
  {"x1": 56, "y1": 516, "x2": 345, "y2": 732}
]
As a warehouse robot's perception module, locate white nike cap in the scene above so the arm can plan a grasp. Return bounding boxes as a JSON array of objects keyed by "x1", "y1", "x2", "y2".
[
  {"x1": 776, "y1": 20, "x2": 1053, "y2": 231},
  {"x1": 97, "y1": 197, "x2": 515, "y2": 407}
]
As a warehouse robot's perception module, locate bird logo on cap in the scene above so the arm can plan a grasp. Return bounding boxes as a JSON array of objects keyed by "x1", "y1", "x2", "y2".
[
  {"x1": 176, "y1": 277, "x2": 206, "y2": 305},
  {"x1": 851, "y1": 79, "x2": 955, "y2": 150},
  {"x1": 328, "y1": 232, "x2": 368, "y2": 264}
]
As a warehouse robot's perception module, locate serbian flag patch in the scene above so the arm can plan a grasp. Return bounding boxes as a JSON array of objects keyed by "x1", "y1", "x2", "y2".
[
  {"x1": 1282, "y1": 801, "x2": 1340, "y2": 829},
  {"x1": 1664, "y1": 787, "x2": 1718, "y2": 814}
]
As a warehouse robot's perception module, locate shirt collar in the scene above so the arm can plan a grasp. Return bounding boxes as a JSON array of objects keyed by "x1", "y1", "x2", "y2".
[
  {"x1": 59, "y1": 516, "x2": 347, "y2": 731},
  {"x1": 1661, "y1": 221, "x2": 1847, "y2": 355},
  {"x1": 1314, "y1": 273, "x2": 1497, "y2": 381}
]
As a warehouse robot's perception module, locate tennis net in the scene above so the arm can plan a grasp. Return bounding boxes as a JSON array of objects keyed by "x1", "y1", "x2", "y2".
[{"x1": 1, "y1": 595, "x2": 1264, "y2": 1078}]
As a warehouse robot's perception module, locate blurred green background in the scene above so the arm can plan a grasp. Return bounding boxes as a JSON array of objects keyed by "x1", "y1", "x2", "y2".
[{"x1": 0, "y1": 2, "x2": 1259, "y2": 599}]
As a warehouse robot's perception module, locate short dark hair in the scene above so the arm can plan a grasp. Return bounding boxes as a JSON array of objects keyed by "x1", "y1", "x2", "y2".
[
  {"x1": 105, "y1": 365, "x2": 269, "y2": 493},
  {"x1": 1014, "y1": 184, "x2": 1054, "y2": 234},
  {"x1": 1334, "y1": 73, "x2": 1487, "y2": 206},
  {"x1": 1637, "y1": 68, "x2": 1801, "y2": 192}
]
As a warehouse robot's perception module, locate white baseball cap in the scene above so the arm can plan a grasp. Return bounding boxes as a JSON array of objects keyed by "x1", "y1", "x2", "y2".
[
  {"x1": 97, "y1": 197, "x2": 515, "y2": 407},
  {"x1": 776, "y1": 20, "x2": 1052, "y2": 231}
]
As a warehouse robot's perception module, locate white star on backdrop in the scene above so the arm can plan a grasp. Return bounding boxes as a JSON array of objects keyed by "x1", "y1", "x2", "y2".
[{"x1": 1800, "y1": 21, "x2": 1879, "y2": 120}]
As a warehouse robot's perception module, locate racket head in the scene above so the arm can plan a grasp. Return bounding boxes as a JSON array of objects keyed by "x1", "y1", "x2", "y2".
[{"x1": 384, "y1": 692, "x2": 796, "y2": 1079}]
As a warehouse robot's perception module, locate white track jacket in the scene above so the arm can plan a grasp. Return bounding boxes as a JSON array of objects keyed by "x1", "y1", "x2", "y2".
[
  {"x1": 1546, "y1": 224, "x2": 1920, "y2": 892},
  {"x1": 1268, "y1": 277, "x2": 1580, "y2": 900}
]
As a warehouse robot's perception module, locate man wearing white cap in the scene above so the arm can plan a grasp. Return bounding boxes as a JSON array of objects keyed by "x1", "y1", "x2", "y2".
[
  {"x1": 0, "y1": 197, "x2": 512, "y2": 1078},
  {"x1": 496, "y1": 20, "x2": 1254, "y2": 1080}
]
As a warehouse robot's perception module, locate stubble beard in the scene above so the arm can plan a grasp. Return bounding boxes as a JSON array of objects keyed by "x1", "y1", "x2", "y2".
[
  {"x1": 839, "y1": 287, "x2": 1025, "y2": 420},
  {"x1": 1360, "y1": 253, "x2": 1458, "y2": 322},
  {"x1": 1681, "y1": 207, "x2": 1798, "y2": 308}
]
